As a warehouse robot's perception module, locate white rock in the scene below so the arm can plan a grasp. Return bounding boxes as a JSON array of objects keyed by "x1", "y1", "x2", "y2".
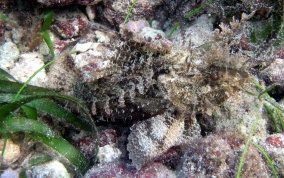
[
  {"x1": 94, "y1": 31, "x2": 111, "y2": 43},
  {"x1": 72, "y1": 42, "x2": 93, "y2": 53},
  {"x1": 25, "y1": 160, "x2": 71, "y2": 178},
  {"x1": 98, "y1": 145, "x2": 122, "y2": 163},
  {"x1": 46, "y1": 55, "x2": 79, "y2": 94},
  {"x1": 140, "y1": 27, "x2": 166, "y2": 39},
  {"x1": 9, "y1": 53, "x2": 48, "y2": 87},
  {"x1": 127, "y1": 113, "x2": 185, "y2": 169},
  {"x1": 0, "y1": 139, "x2": 21, "y2": 165},
  {"x1": 279, "y1": 98, "x2": 284, "y2": 106},
  {"x1": 0, "y1": 42, "x2": 20, "y2": 70},
  {"x1": 70, "y1": 42, "x2": 117, "y2": 81},
  {"x1": 259, "y1": 58, "x2": 284, "y2": 84},
  {"x1": 171, "y1": 15, "x2": 214, "y2": 48},
  {"x1": 86, "y1": 6, "x2": 96, "y2": 20},
  {"x1": 151, "y1": 20, "x2": 161, "y2": 29},
  {"x1": 0, "y1": 168, "x2": 19, "y2": 178},
  {"x1": 38, "y1": 41, "x2": 51, "y2": 56}
]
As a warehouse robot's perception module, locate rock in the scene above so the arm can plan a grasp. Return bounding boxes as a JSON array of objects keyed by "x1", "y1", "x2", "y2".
[
  {"x1": 258, "y1": 61, "x2": 284, "y2": 104},
  {"x1": 0, "y1": 168, "x2": 19, "y2": 178},
  {"x1": 153, "y1": 146, "x2": 183, "y2": 168},
  {"x1": 178, "y1": 134, "x2": 232, "y2": 177},
  {"x1": 259, "y1": 134, "x2": 284, "y2": 177},
  {"x1": 84, "y1": 161, "x2": 176, "y2": 178},
  {"x1": 0, "y1": 0, "x2": 16, "y2": 10},
  {"x1": 102, "y1": 0, "x2": 163, "y2": 26},
  {"x1": 279, "y1": 98, "x2": 284, "y2": 106},
  {"x1": 45, "y1": 37, "x2": 81, "y2": 93},
  {"x1": 38, "y1": 41, "x2": 51, "y2": 56},
  {"x1": 37, "y1": 0, "x2": 102, "y2": 6},
  {"x1": 170, "y1": 14, "x2": 214, "y2": 48},
  {"x1": 0, "y1": 139, "x2": 21, "y2": 166},
  {"x1": 71, "y1": 42, "x2": 117, "y2": 82},
  {"x1": 276, "y1": 45, "x2": 284, "y2": 59},
  {"x1": 0, "y1": 42, "x2": 20, "y2": 70},
  {"x1": 84, "y1": 162, "x2": 136, "y2": 178},
  {"x1": 214, "y1": 91, "x2": 267, "y2": 137},
  {"x1": 98, "y1": 145, "x2": 122, "y2": 164},
  {"x1": 121, "y1": 20, "x2": 148, "y2": 35},
  {"x1": 99, "y1": 129, "x2": 118, "y2": 147},
  {"x1": 94, "y1": 30, "x2": 112, "y2": 43},
  {"x1": 265, "y1": 134, "x2": 284, "y2": 148},
  {"x1": 239, "y1": 35, "x2": 251, "y2": 50},
  {"x1": 159, "y1": 0, "x2": 205, "y2": 23},
  {"x1": 11, "y1": 27, "x2": 25, "y2": 47},
  {"x1": 46, "y1": 56, "x2": 79, "y2": 94},
  {"x1": 82, "y1": 22, "x2": 119, "y2": 43},
  {"x1": 127, "y1": 113, "x2": 185, "y2": 169},
  {"x1": 220, "y1": 131, "x2": 245, "y2": 150},
  {"x1": 76, "y1": 136, "x2": 97, "y2": 158},
  {"x1": 72, "y1": 42, "x2": 93, "y2": 53},
  {"x1": 77, "y1": 0, "x2": 102, "y2": 5},
  {"x1": 53, "y1": 40, "x2": 74, "y2": 54},
  {"x1": 178, "y1": 132, "x2": 269, "y2": 177},
  {"x1": 137, "y1": 162, "x2": 176, "y2": 178},
  {"x1": 52, "y1": 11, "x2": 89, "y2": 39},
  {"x1": 9, "y1": 53, "x2": 48, "y2": 87},
  {"x1": 38, "y1": 32, "x2": 73, "y2": 56},
  {"x1": 0, "y1": 22, "x2": 5, "y2": 40},
  {"x1": 259, "y1": 58, "x2": 284, "y2": 85},
  {"x1": 120, "y1": 20, "x2": 173, "y2": 53},
  {"x1": 25, "y1": 160, "x2": 71, "y2": 178},
  {"x1": 240, "y1": 145, "x2": 270, "y2": 177},
  {"x1": 76, "y1": 129, "x2": 118, "y2": 159},
  {"x1": 86, "y1": 5, "x2": 96, "y2": 20},
  {"x1": 37, "y1": 0, "x2": 74, "y2": 6}
]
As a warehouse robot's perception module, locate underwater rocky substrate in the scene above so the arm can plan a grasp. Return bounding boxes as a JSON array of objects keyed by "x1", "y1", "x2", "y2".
[{"x1": 0, "y1": 0, "x2": 284, "y2": 177}]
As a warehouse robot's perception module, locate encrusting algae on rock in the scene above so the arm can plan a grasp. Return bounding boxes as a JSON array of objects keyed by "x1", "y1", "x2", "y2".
[{"x1": 0, "y1": 0, "x2": 284, "y2": 177}]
